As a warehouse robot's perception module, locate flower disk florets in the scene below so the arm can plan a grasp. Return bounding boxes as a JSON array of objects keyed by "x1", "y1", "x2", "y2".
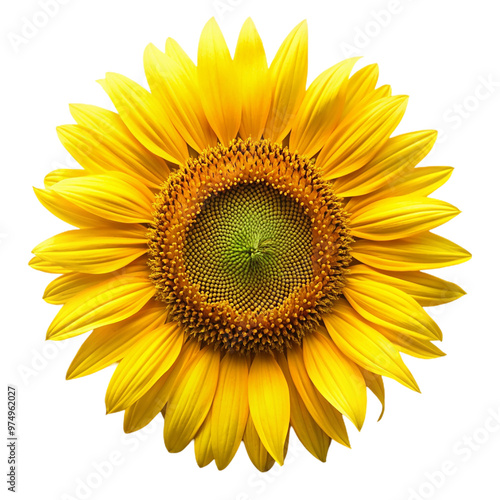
[{"x1": 148, "y1": 139, "x2": 352, "y2": 353}]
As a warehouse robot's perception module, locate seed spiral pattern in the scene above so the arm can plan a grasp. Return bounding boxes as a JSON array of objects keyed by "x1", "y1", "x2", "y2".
[
  {"x1": 148, "y1": 138, "x2": 352, "y2": 353},
  {"x1": 184, "y1": 182, "x2": 313, "y2": 312}
]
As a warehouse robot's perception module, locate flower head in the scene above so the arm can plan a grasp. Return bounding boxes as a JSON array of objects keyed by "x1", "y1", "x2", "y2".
[{"x1": 32, "y1": 18, "x2": 470, "y2": 471}]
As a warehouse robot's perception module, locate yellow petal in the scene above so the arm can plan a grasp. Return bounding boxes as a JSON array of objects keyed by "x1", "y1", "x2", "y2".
[
  {"x1": 106, "y1": 322, "x2": 183, "y2": 413},
  {"x1": 163, "y1": 347, "x2": 220, "y2": 453},
  {"x1": 349, "y1": 264, "x2": 466, "y2": 307},
  {"x1": 276, "y1": 353, "x2": 330, "y2": 462},
  {"x1": 318, "y1": 95, "x2": 408, "y2": 180},
  {"x1": 123, "y1": 341, "x2": 200, "y2": 433},
  {"x1": 243, "y1": 414, "x2": 275, "y2": 472},
  {"x1": 358, "y1": 367, "x2": 385, "y2": 421},
  {"x1": 324, "y1": 299, "x2": 419, "y2": 391},
  {"x1": 333, "y1": 130, "x2": 437, "y2": 197},
  {"x1": 303, "y1": 330, "x2": 367, "y2": 430},
  {"x1": 68, "y1": 104, "x2": 169, "y2": 188},
  {"x1": 380, "y1": 329, "x2": 445, "y2": 359},
  {"x1": 347, "y1": 166, "x2": 454, "y2": 213},
  {"x1": 143, "y1": 44, "x2": 216, "y2": 152},
  {"x1": 289, "y1": 58, "x2": 358, "y2": 157},
  {"x1": 248, "y1": 353, "x2": 290, "y2": 465},
  {"x1": 341, "y1": 63, "x2": 379, "y2": 118},
  {"x1": 32, "y1": 225, "x2": 148, "y2": 274},
  {"x1": 69, "y1": 104, "x2": 170, "y2": 188},
  {"x1": 264, "y1": 21, "x2": 308, "y2": 142},
  {"x1": 343, "y1": 274, "x2": 442, "y2": 340},
  {"x1": 99, "y1": 72, "x2": 188, "y2": 164},
  {"x1": 211, "y1": 354, "x2": 249, "y2": 470},
  {"x1": 351, "y1": 231, "x2": 472, "y2": 271},
  {"x1": 345, "y1": 84, "x2": 392, "y2": 116},
  {"x1": 34, "y1": 187, "x2": 110, "y2": 228},
  {"x1": 44, "y1": 168, "x2": 86, "y2": 188},
  {"x1": 349, "y1": 196, "x2": 460, "y2": 241},
  {"x1": 51, "y1": 172, "x2": 154, "y2": 224},
  {"x1": 287, "y1": 345, "x2": 350, "y2": 446},
  {"x1": 123, "y1": 372, "x2": 169, "y2": 433},
  {"x1": 383, "y1": 166, "x2": 454, "y2": 198},
  {"x1": 234, "y1": 18, "x2": 271, "y2": 140},
  {"x1": 194, "y1": 410, "x2": 214, "y2": 468},
  {"x1": 66, "y1": 301, "x2": 167, "y2": 379},
  {"x1": 165, "y1": 37, "x2": 195, "y2": 70},
  {"x1": 29, "y1": 255, "x2": 71, "y2": 274},
  {"x1": 47, "y1": 275, "x2": 155, "y2": 340},
  {"x1": 154, "y1": 340, "x2": 200, "y2": 399},
  {"x1": 44, "y1": 256, "x2": 147, "y2": 305},
  {"x1": 197, "y1": 18, "x2": 241, "y2": 146},
  {"x1": 44, "y1": 272, "x2": 108, "y2": 304}
]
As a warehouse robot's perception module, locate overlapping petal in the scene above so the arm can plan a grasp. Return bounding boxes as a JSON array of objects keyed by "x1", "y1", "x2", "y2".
[
  {"x1": 342, "y1": 63, "x2": 379, "y2": 117},
  {"x1": 198, "y1": 18, "x2": 241, "y2": 145},
  {"x1": 32, "y1": 225, "x2": 148, "y2": 274},
  {"x1": 44, "y1": 168, "x2": 86, "y2": 188},
  {"x1": 66, "y1": 301, "x2": 167, "y2": 379},
  {"x1": 163, "y1": 347, "x2": 219, "y2": 453},
  {"x1": 343, "y1": 274, "x2": 442, "y2": 340},
  {"x1": 44, "y1": 272, "x2": 110, "y2": 305},
  {"x1": 333, "y1": 130, "x2": 437, "y2": 197},
  {"x1": 351, "y1": 231, "x2": 471, "y2": 271},
  {"x1": 106, "y1": 322, "x2": 183, "y2": 413},
  {"x1": 380, "y1": 329, "x2": 446, "y2": 359},
  {"x1": 347, "y1": 166, "x2": 454, "y2": 213},
  {"x1": 276, "y1": 353, "x2": 331, "y2": 461},
  {"x1": 349, "y1": 196, "x2": 460, "y2": 241},
  {"x1": 289, "y1": 58, "x2": 358, "y2": 157},
  {"x1": 64, "y1": 104, "x2": 170, "y2": 187},
  {"x1": 243, "y1": 414, "x2": 275, "y2": 472},
  {"x1": 211, "y1": 354, "x2": 249, "y2": 470},
  {"x1": 359, "y1": 368, "x2": 385, "y2": 420},
  {"x1": 318, "y1": 95, "x2": 408, "y2": 179},
  {"x1": 144, "y1": 44, "x2": 217, "y2": 152},
  {"x1": 44, "y1": 256, "x2": 147, "y2": 306},
  {"x1": 34, "y1": 186, "x2": 110, "y2": 228},
  {"x1": 29, "y1": 255, "x2": 71, "y2": 274},
  {"x1": 50, "y1": 172, "x2": 154, "y2": 224},
  {"x1": 234, "y1": 18, "x2": 271, "y2": 140},
  {"x1": 349, "y1": 264, "x2": 466, "y2": 306},
  {"x1": 123, "y1": 341, "x2": 200, "y2": 433},
  {"x1": 287, "y1": 346, "x2": 350, "y2": 446},
  {"x1": 324, "y1": 299, "x2": 419, "y2": 391},
  {"x1": 264, "y1": 21, "x2": 308, "y2": 142},
  {"x1": 194, "y1": 410, "x2": 214, "y2": 468},
  {"x1": 303, "y1": 330, "x2": 367, "y2": 430},
  {"x1": 99, "y1": 72, "x2": 189, "y2": 163},
  {"x1": 46, "y1": 275, "x2": 155, "y2": 340},
  {"x1": 248, "y1": 353, "x2": 290, "y2": 465}
]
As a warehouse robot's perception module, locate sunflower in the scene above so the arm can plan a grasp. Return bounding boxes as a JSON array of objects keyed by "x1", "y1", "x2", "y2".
[{"x1": 31, "y1": 18, "x2": 471, "y2": 471}]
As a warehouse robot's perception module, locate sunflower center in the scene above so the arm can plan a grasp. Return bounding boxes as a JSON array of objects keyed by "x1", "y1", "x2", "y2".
[
  {"x1": 183, "y1": 182, "x2": 313, "y2": 312},
  {"x1": 148, "y1": 139, "x2": 352, "y2": 353}
]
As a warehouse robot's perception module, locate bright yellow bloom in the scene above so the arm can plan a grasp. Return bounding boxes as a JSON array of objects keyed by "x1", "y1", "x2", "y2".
[{"x1": 31, "y1": 18, "x2": 471, "y2": 471}]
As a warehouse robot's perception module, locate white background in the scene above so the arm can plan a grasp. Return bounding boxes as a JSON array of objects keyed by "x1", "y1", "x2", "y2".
[{"x1": 2, "y1": 0, "x2": 499, "y2": 499}]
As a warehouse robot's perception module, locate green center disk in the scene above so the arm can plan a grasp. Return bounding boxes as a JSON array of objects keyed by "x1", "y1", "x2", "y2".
[{"x1": 183, "y1": 182, "x2": 313, "y2": 313}]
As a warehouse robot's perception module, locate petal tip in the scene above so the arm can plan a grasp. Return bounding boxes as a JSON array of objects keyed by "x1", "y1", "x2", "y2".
[
  {"x1": 105, "y1": 399, "x2": 119, "y2": 415},
  {"x1": 298, "y1": 19, "x2": 308, "y2": 30},
  {"x1": 242, "y1": 17, "x2": 256, "y2": 28},
  {"x1": 203, "y1": 17, "x2": 220, "y2": 32}
]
